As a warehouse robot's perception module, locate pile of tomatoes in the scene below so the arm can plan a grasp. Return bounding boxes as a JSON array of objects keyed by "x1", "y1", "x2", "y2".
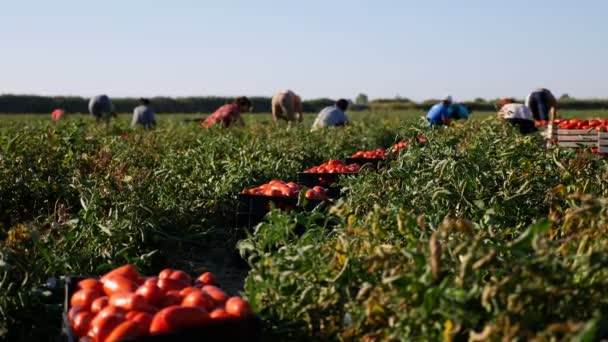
[
  {"x1": 390, "y1": 141, "x2": 409, "y2": 153},
  {"x1": 350, "y1": 149, "x2": 386, "y2": 159},
  {"x1": 304, "y1": 160, "x2": 361, "y2": 174},
  {"x1": 68, "y1": 264, "x2": 252, "y2": 342},
  {"x1": 554, "y1": 119, "x2": 608, "y2": 131},
  {"x1": 241, "y1": 180, "x2": 328, "y2": 200}
]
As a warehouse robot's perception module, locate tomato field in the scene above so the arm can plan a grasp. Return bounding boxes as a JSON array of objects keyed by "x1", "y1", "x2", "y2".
[{"x1": 2, "y1": 110, "x2": 608, "y2": 341}]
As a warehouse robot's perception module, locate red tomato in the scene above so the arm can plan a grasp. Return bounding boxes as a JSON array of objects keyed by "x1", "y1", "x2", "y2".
[
  {"x1": 225, "y1": 297, "x2": 252, "y2": 319},
  {"x1": 70, "y1": 289, "x2": 101, "y2": 311},
  {"x1": 168, "y1": 270, "x2": 192, "y2": 285},
  {"x1": 109, "y1": 293, "x2": 155, "y2": 312},
  {"x1": 182, "y1": 291, "x2": 216, "y2": 311},
  {"x1": 196, "y1": 272, "x2": 218, "y2": 286},
  {"x1": 104, "y1": 320, "x2": 146, "y2": 342},
  {"x1": 201, "y1": 285, "x2": 228, "y2": 305},
  {"x1": 90, "y1": 296, "x2": 109, "y2": 314},
  {"x1": 160, "y1": 291, "x2": 182, "y2": 308},
  {"x1": 136, "y1": 283, "x2": 165, "y2": 306},
  {"x1": 94, "y1": 306, "x2": 127, "y2": 320},
  {"x1": 130, "y1": 312, "x2": 153, "y2": 331},
  {"x1": 68, "y1": 305, "x2": 85, "y2": 325},
  {"x1": 72, "y1": 311, "x2": 94, "y2": 338},
  {"x1": 158, "y1": 278, "x2": 188, "y2": 292},
  {"x1": 179, "y1": 287, "x2": 200, "y2": 297},
  {"x1": 77, "y1": 278, "x2": 103, "y2": 293},
  {"x1": 209, "y1": 308, "x2": 232, "y2": 321},
  {"x1": 158, "y1": 269, "x2": 173, "y2": 280},
  {"x1": 149, "y1": 306, "x2": 209, "y2": 335},
  {"x1": 101, "y1": 264, "x2": 140, "y2": 283},
  {"x1": 88, "y1": 314, "x2": 125, "y2": 342},
  {"x1": 103, "y1": 275, "x2": 137, "y2": 296}
]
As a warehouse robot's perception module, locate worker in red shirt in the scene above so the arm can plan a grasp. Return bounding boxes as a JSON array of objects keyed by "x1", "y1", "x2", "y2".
[{"x1": 201, "y1": 97, "x2": 253, "y2": 128}]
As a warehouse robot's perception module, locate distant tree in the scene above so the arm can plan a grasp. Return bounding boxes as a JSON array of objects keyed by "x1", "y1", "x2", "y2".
[
  {"x1": 560, "y1": 93, "x2": 571, "y2": 100},
  {"x1": 355, "y1": 93, "x2": 369, "y2": 106},
  {"x1": 474, "y1": 97, "x2": 486, "y2": 103}
]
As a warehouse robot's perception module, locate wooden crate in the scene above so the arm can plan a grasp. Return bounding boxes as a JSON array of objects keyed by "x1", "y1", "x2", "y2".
[
  {"x1": 599, "y1": 132, "x2": 608, "y2": 154},
  {"x1": 547, "y1": 125, "x2": 598, "y2": 148}
]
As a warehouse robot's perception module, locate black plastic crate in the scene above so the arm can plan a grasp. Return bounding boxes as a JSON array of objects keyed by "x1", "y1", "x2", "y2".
[
  {"x1": 63, "y1": 276, "x2": 262, "y2": 342},
  {"x1": 236, "y1": 193, "x2": 325, "y2": 229},
  {"x1": 344, "y1": 157, "x2": 385, "y2": 169},
  {"x1": 297, "y1": 172, "x2": 359, "y2": 188}
]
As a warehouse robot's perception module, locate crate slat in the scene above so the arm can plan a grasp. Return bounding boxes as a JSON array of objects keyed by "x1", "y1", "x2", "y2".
[{"x1": 557, "y1": 142, "x2": 597, "y2": 147}]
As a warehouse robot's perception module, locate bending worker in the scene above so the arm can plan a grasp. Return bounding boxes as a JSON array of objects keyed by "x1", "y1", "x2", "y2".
[
  {"x1": 201, "y1": 96, "x2": 252, "y2": 128},
  {"x1": 132, "y1": 98, "x2": 156, "y2": 129},
  {"x1": 271, "y1": 90, "x2": 303, "y2": 124},
  {"x1": 525, "y1": 88, "x2": 557, "y2": 122},
  {"x1": 426, "y1": 95, "x2": 453, "y2": 127},
  {"x1": 89, "y1": 95, "x2": 115, "y2": 123},
  {"x1": 311, "y1": 99, "x2": 350, "y2": 131},
  {"x1": 496, "y1": 98, "x2": 537, "y2": 135}
]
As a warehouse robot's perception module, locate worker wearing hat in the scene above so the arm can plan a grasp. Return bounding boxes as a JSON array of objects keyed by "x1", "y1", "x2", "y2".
[{"x1": 426, "y1": 95, "x2": 453, "y2": 127}]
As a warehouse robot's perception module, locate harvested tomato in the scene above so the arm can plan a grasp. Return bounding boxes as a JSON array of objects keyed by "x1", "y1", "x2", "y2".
[
  {"x1": 77, "y1": 278, "x2": 103, "y2": 293},
  {"x1": 130, "y1": 312, "x2": 153, "y2": 329},
  {"x1": 160, "y1": 291, "x2": 182, "y2": 308},
  {"x1": 179, "y1": 287, "x2": 200, "y2": 297},
  {"x1": 104, "y1": 320, "x2": 146, "y2": 342},
  {"x1": 136, "y1": 283, "x2": 165, "y2": 306},
  {"x1": 109, "y1": 293, "x2": 156, "y2": 312},
  {"x1": 101, "y1": 264, "x2": 140, "y2": 283},
  {"x1": 149, "y1": 306, "x2": 209, "y2": 335},
  {"x1": 182, "y1": 291, "x2": 216, "y2": 311},
  {"x1": 305, "y1": 160, "x2": 361, "y2": 173},
  {"x1": 70, "y1": 288, "x2": 101, "y2": 310},
  {"x1": 68, "y1": 305, "x2": 85, "y2": 325},
  {"x1": 90, "y1": 296, "x2": 109, "y2": 314},
  {"x1": 103, "y1": 275, "x2": 137, "y2": 296},
  {"x1": 225, "y1": 296, "x2": 252, "y2": 319},
  {"x1": 201, "y1": 285, "x2": 228, "y2": 305},
  {"x1": 209, "y1": 308, "x2": 231, "y2": 320},
  {"x1": 88, "y1": 314, "x2": 125, "y2": 342},
  {"x1": 94, "y1": 306, "x2": 127, "y2": 320},
  {"x1": 195, "y1": 272, "x2": 218, "y2": 286},
  {"x1": 72, "y1": 311, "x2": 94, "y2": 338},
  {"x1": 158, "y1": 277, "x2": 188, "y2": 292}
]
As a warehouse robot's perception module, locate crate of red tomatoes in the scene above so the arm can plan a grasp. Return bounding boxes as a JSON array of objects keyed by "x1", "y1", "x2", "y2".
[
  {"x1": 237, "y1": 180, "x2": 328, "y2": 228},
  {"x1": 63, "y1": 265, "x2": 261, "y2": 342},
  {"x1": 345, "y1": 149, "x2": 386, "y2": 168},
  {"x1": 297, "y1": 160, "x2": 360, "y2": 195},
  {"x1": 547, "y1": 119, "x2": 608, "y2": 153}
]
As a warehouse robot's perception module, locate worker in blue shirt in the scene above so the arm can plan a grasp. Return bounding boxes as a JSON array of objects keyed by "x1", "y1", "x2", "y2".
[
  {"x1": 426, "y1": 95, "x2": 453, "y2": 127},
  {"x1": 447, "y1": 104, "x2": 471, "y2": 121}
]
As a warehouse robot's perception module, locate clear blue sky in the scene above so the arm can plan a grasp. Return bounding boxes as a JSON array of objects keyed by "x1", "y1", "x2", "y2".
[{"x1": 1, "y1": 0, "x2": 606, "y2": 101}]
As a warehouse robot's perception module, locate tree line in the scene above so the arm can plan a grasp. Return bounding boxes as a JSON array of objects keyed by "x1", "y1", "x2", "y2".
[
  {"x1": 0, "y1": 94, "x2": 607, "y2": 114},
  {"x1": 0, "y1": 95, "x2": 336, "y2": 114}
]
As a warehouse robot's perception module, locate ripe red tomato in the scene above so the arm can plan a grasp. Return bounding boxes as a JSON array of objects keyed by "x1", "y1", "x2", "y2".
[
  {"x1": 90, "y1": 296, "x2": 109, "y2": 314},
  {"x1": 104, "y1": 320, "x2": 146, "y2": 342},
  {"x1": 225, "y1": 297, "x2": 252, "y2": 319},
  {"x1": 182, "y1": 291, "x2": 216, "y2": 311},
  {"x1": 88, "y1": 314, "x2": 125, "y2": 342},
  {"x1": 158, "y1": 277, "x2": 188, "y2": 292},
  {"x1": 168, "y1": 270, "x2": 192, "y2": 284},
  {"x1": 195, "y1": 272, "x2": 218, "y2": 286},
  {"x1": 70, "y1": 289, "x2": 101, "y2": 311},
  {"x1": 159, "y1": 291, "x2": 182, "y2": 308},
  {"x1": 103, "y1": 275, "x2": 137, "y2": 296},
  {"x1": 130, "y1": 312, "x2": 153, "y2": 331},
  {"x1": 68, "y1": 305, "x2": 85, "y2": 325},
  {"x1": 136, "y1": 283, "x2": 165, "y2": 306},
  {"x1": 101, "y1": 264, "x2": 140, "y2": 284},
  {"x1": 109, "y1": 293, "x2": 156, "y2": 312},
  {"x1": 77, "y1": 278, "x2": 103, "y2": 293},
  {"x1": 149, "y1": 306, "x2": 209, "y2": 335},
  {"x1": 72, "y1": 311, "x2": 94, "y2": 338},
  {"x1": 209, "y1": 308, "x2": 232, "y2": 321},
  {"x1": 201, "y1": 285, "x2": 228, "y2": 305}
]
